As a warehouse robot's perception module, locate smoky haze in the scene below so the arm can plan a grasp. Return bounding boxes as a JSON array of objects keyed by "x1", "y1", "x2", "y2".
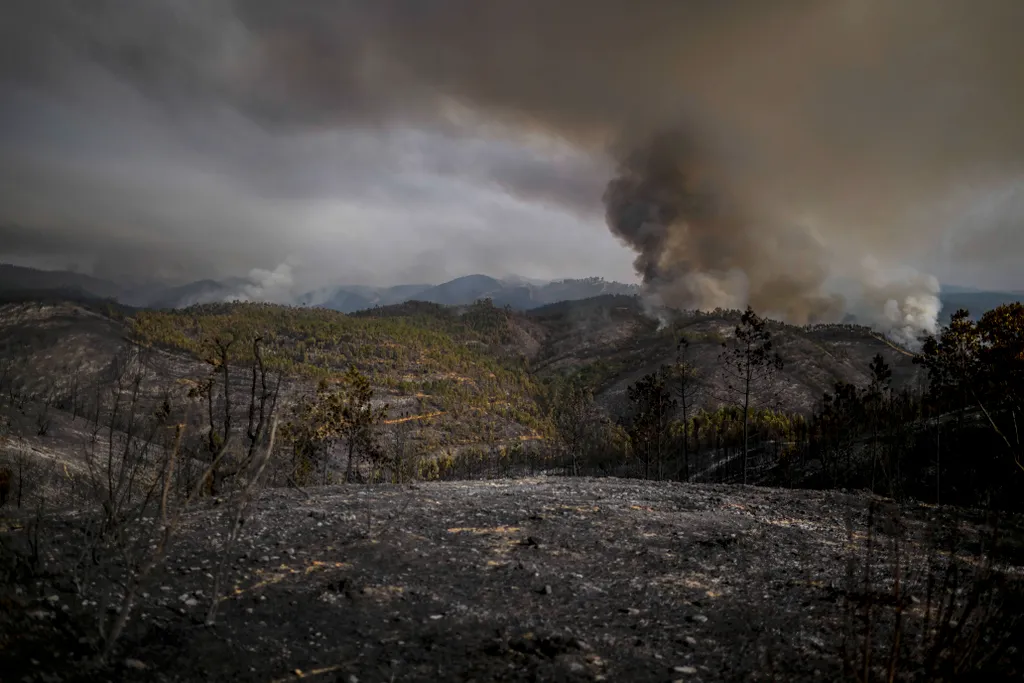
[{"x1": 2, "y1": 1, "x2": 1024, "y2": 342}]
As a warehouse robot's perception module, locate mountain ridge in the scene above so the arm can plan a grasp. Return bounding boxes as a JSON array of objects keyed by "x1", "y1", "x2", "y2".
[
  {"x1": 0, "y1": 263, "x2": 642, "y2": 311},
  {"x1": 1, "y1": 263, "x2": 1019, "y2": 322}
]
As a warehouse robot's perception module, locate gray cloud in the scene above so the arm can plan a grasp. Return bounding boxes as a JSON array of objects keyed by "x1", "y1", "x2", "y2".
[
  {"x1": 0, "y1": 35, "x2": 619, "y2": 287},
  {"x1": 1, "y1": 1, "x2": 1023, "y2": 333}
]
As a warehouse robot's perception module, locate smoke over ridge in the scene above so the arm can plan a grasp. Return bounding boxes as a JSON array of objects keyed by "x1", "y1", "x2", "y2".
[{"x1": 4, "y1": 1, "x2": 1024, "y2": 344}]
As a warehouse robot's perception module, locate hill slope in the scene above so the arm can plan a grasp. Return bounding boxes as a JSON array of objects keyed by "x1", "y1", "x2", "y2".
[
  {"x1": 0, "y1": 293, "x2": 931, "y2": 498},
  {"x1": 525, "y1": 296, "x2": 922, "y2": 415},
  {"x1": 0, "y1": 299, "x2": 548, "y2": 470},
  {"x1": 0, "y1": 295, "x2": 923, "y2": 433}
]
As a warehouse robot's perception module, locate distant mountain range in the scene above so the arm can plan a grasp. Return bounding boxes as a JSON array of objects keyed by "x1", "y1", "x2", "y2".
[
  {"x1": 0, "y1": 264, "x2": 641, "y2": 312},
  {"x1": 1, "y1": 263, "x2": 1019, "y2": 320},
  {"x1": 296, "y1": 274, "x2": 642, "y2": 312},
  {"x1": 0, "y1": 264, "x2": 125, "y2": 301},
  {"x1": 937, "y1": 286, "x2": 1024, "y2": 321}
]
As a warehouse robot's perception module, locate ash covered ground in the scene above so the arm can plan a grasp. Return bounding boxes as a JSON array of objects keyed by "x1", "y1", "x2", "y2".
[{"x1": 3, "y1": 478, "x2": 1022, "y2": 682}]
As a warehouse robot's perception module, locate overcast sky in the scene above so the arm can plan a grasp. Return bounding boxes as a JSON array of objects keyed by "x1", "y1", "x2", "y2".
[{"x1": 1, "y1": 1, "x2": 1022, "y2": 296}]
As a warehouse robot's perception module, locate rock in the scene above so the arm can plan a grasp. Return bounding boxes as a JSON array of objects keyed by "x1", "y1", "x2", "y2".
[
  {"x1": 674, "y1": 665, "x2": 698, "y2": 675},
  {"x1": 688, "y1": 614, "x2": 708, "y2": 624},
  {"x1": 540, "y1": 585, "x2": 553, "y2": 595},
  {"x1": 184, "y1": 598, "x2": 199, "y2": 608},
  {"x1": 572, "y1": 639, "x2": 593, "y2": 651}
]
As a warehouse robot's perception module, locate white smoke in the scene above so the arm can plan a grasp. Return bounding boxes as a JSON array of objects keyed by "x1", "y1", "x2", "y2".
[
  {"x1": 850, "y1": 257, "x2": 941, "y2": 349},
  {"x1": 224, "y1": 261, "x2": 298, "y2": 305},
  {"x1": 640, "y1": 228, "x2": 943, "y2": 350},
  {"x1": 234, "y1": 262, "x2": 296, "y2": 304}
]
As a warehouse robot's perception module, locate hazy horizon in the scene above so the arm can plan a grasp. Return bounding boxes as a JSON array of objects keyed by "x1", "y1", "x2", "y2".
[
  {"x1": 0, "y1": 257, "x2": 641, "y2": 290},
  {"x1": 3, "y1": 1, "x2": 1024, "y2": 338},
  {"x1": 7, "y1": 259, "x2": 1024, "y2": 305}
]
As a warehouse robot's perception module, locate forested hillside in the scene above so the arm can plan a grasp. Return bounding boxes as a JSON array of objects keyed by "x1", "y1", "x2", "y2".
[
  {"x1": 124, "y1": 300, "x2": 550, "y2": 479},
  {"x1": 1, "y1": 293, "x2": 1020, "y2": 509}
]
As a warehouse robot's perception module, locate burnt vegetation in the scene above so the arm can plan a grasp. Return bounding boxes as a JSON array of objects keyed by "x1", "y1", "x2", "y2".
[{"x1": 0, "y1": 294, "x2": 1022, "y2": 681}]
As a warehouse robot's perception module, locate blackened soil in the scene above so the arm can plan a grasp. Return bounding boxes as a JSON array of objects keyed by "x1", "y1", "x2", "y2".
[{"x1": 3, "y1": 478, "x2": 1022, "y2": 682}]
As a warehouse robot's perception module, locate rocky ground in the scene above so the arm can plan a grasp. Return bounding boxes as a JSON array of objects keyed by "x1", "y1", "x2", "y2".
[{"x1": 2, "y1": 477, "x2": 1023, "y2": 683}]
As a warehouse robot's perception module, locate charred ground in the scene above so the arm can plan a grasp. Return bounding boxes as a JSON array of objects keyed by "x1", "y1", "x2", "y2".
[{"x1": 3, "y1": 477, "x2": 1022, "y2": 682}]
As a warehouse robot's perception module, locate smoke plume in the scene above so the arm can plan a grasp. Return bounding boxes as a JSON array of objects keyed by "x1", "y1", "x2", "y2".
[
  {"x1": 602, "y1": 130, "x2": 846, "y2": 325},
  {"x1": 231, "y1": 262, "x2": 298, "y2": 305},
  {"x1": 852, "y1": 259, "x2": 943, "y2": 348},
  {"x1": 4, "y1": 0, "x2": 1024, "y2": 343}
]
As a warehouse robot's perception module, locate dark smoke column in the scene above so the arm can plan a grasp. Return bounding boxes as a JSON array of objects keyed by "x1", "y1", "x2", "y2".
[
  {"x1": 603, "y1": 130, "x2": 845, "y2": 323},
  {"x1": 603, "y1": 131, "x2": 742, "y2": 311}
]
